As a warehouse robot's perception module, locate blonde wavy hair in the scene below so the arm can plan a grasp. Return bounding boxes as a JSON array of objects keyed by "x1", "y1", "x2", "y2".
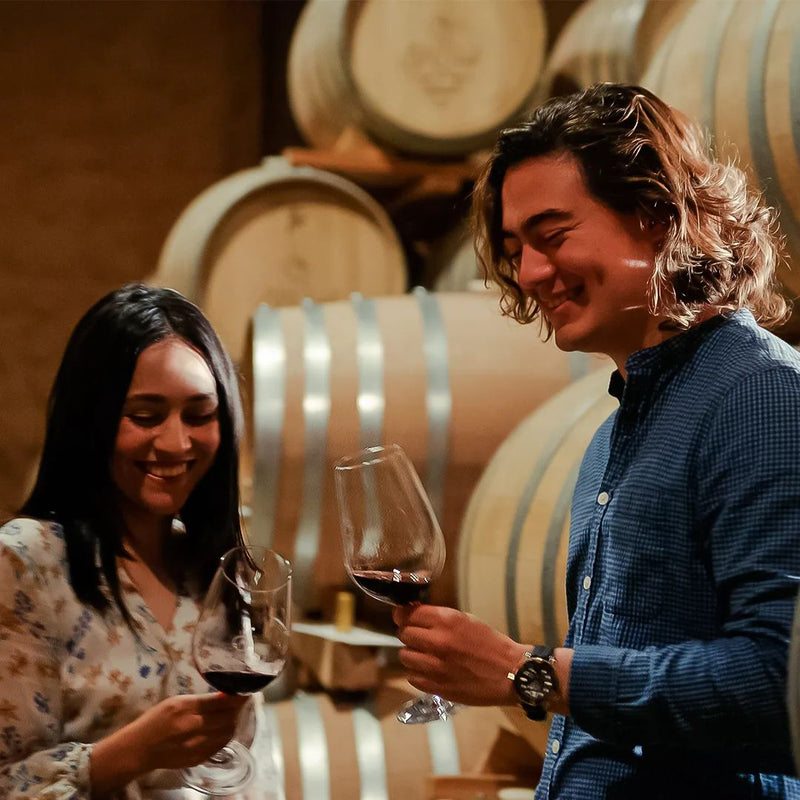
[{"x1": 473, "y1": 83, "x2": 789, "y2": 331}]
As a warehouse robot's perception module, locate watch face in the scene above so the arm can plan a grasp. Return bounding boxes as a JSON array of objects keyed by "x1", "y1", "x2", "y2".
[{"x1": 514, "y1": 657, "x2": 555, "y2": 704}]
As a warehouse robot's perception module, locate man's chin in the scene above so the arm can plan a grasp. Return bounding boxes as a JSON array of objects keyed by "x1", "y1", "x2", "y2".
[{"x1": 552, "y1": 326, "x2": 583, "y2": 353}]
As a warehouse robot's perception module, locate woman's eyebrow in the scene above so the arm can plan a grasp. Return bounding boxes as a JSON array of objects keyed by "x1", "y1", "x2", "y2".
[
  {"x1": 124, "y1": 392, "x2": 217, "y2": 403},
  {"x1": 123, "y1": 393, "x2": 166, "y2": 403}
]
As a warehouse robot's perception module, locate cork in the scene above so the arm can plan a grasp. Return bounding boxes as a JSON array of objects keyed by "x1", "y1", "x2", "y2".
[{"x1": 334, "y1": 590, "x2": 355, "y2": 632}]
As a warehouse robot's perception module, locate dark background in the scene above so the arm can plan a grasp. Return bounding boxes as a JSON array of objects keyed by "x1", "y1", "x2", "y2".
[{"x1": 0, "y1": 0, "x2": 579, "y2": 511}]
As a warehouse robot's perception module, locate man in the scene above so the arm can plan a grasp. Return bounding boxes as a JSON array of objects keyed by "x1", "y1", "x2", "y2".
[{"x1": 394, "y1": 84, "x2": 800, "y2": 798}]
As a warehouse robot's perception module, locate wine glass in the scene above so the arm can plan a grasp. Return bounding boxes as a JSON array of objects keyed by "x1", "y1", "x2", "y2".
[
  {"x1": 334, "y1": 442, "x2": 460, "y2": 724},
  {"x1": 182, "y1": 545, "x2": 292, "y2": 795}
]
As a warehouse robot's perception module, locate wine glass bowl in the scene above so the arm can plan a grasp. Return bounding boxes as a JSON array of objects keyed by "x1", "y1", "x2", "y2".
[
  {"x1": 182, "y1": 545, "x2": 291, "y2": 795},
  {"x1": 334, "y1": 443, "x2": 458, "y2": 724},
  {"x1": 335, "y1": 443, "x2": 445, "y2": 608}
]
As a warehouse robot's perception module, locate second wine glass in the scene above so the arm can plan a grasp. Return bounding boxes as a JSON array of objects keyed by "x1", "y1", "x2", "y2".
[
  {"x1": 182, "y1": 545, "x2": 292, "y2": 795},
  {"x1": 334, "y1": 442, "x2": 460, "y2": 724}
]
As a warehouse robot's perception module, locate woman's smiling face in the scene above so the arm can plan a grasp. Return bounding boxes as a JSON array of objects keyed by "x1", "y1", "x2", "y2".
[{"x1": 112, "y1": 336, "x2": 220, "y2": 524}]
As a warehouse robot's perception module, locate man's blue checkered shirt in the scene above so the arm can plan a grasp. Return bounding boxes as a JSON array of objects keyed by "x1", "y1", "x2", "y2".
[{"x1": 536, "y1": 310, "x2": 800, "y2": 799}]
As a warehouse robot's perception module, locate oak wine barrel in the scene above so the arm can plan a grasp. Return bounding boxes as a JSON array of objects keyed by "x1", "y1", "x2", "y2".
[
  {"x1": 287, "y1": 0, "x2": 547, "y2": 157},
  {"x1": 265, "y1": 682, "x2": 540, "y2": 800},
  {"x1": 240, "y1": 289, "x2": 609, "y2": 624},
  {"x1": 423, "y1": 225, "x2": 482, "y2": 293},
  {"x1": 149, "y1": 156, "x2": 407, "y2": 362},
  {"x1": 640, "y1": 0, "x2": 800, "y2": 300},
  {"x1": 457, "y1": 368, "x2": 617, "y2": 750},
  {"x1": 535, "y1": 0, "x2": 691, "y2": 102}
]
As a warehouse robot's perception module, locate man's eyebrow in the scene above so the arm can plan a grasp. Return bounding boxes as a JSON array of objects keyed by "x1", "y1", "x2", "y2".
[{"x1": 501, "y1": 209, "x2": 572, "y2": 239}]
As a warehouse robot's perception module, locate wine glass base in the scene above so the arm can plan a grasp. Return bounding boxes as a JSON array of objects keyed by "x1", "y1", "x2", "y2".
[
  {"x1": 396, "y1": 694, "x2": 461, "y2": 724},
  {"x1": 182, "y1": 741, "x2": 255, "y2": 795}
]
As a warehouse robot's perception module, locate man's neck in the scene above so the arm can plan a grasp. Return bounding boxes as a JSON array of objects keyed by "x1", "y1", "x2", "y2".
[{"x1": 613, "y1": 309, "x2": 723, "y2": 378}]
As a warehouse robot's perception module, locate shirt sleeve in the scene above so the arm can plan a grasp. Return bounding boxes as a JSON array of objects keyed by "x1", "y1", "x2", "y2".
[
  {"x1": 0, "y1": 523, "x2": 93, "y2": 799},
  {"x1": 569, "y1": 366, "x2": 800, "y2": 764}
]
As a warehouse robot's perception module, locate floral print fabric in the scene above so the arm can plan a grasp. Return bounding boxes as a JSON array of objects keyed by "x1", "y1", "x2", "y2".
[{"x1": 0, "y1": 517, "x2": 275, "y2": 800}]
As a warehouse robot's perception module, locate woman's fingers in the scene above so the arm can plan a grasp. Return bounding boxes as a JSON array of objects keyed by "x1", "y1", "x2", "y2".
[
  {"x1": 192, "y1": 692, "x2": 250, "y2": 713},
  {"x1": 186, "y1": 693, "x2": 250, "y2": 739}
]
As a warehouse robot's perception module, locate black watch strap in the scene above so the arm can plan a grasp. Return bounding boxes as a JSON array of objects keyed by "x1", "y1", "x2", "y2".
[{"x1": 527, "y1": 646, "x2": 553, "y2": 721}]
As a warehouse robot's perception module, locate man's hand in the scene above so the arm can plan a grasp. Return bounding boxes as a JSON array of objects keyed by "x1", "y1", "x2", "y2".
[{"x1": 393, "y1": 604, "x2": 530, "y2": 706}]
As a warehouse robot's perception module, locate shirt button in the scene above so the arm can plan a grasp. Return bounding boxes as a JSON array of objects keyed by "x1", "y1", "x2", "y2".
[
  {"x1": 551, "y1": 739, "x2": 561, "y2": 754},
  {"x1": 597, "y1": 491, "x2": 610, "y2": 506},
  {"x1": 583, "y1": 575, "x2": 591, "y2": 590}
]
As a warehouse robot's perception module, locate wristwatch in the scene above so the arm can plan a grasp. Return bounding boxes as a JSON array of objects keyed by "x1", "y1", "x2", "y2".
[{"x1": 508, "y1": 646, "x2": 557, "y2": 721}]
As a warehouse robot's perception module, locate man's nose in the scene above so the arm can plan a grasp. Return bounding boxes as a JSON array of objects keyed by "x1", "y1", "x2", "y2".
[{"x1": 517, "y1": 246, "x2": 554, "y2": 292}]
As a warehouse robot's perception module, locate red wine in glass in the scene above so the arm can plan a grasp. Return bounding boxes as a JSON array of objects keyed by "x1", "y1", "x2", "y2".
[
  {"x1": 334, "y1": 443, "x2": 461, "y2": 724},
  {"x1": 201, "y1": 670, "x2": 281, "y2": 695},
  {"x1": 182, "y1": 545, "x2": 291, "y2": 795},
  {"x1": 350, "y1": 569, "x2": 432, "y2": 605}
]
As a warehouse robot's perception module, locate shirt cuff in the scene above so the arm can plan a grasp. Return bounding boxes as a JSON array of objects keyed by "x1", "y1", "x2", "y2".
[
  {"x1": 73, "y1": 741, "x2": 93, "y2": 792},
  {"x1": 568, "y1": 644, "x2": 628, "y2": 741}
]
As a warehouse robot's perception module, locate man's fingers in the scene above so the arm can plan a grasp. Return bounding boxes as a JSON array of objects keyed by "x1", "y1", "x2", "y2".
[
  {"x1": 398, "y1": 620, "x2": 452, "y2": 654},
  {"x1": 395, "y1": 603, "x2": 452, "y2": 629},
  {"x1": 398, "y1": 647, "x2": 447, "y2": 675},
  {"x1": 407, "y1": 675, "x2": 445, "y2": 697}
]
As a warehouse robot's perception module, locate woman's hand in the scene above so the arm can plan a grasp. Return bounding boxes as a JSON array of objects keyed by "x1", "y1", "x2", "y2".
[
  {"x1": 393, "y1": 604, "x2": 530, "y2": 706},
  {"x1": 90, "y1": 692, "x2": 250, "y2": 796}
]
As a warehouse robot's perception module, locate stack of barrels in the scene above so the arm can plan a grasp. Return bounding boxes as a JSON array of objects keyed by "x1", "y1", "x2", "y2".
[
  {"x1": 146, "y1": 1, "x2": 800, "y2": 794},
  {"x1": 532, "y1": 0, "x2": 800, "y2": 323}
]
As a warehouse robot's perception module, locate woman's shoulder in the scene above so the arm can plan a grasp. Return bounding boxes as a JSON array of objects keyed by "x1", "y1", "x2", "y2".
[{"x1": 0, "y1": 516, "x2": 68, "y2": 577}]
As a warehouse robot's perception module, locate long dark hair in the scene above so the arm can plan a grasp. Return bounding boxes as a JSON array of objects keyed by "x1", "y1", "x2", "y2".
[
  {"x1": 473, "y1": 82, "x2": 788, "y2": 331},
  {"x1": 21, "y1": 283, "x2": 244, "y2": 621}
]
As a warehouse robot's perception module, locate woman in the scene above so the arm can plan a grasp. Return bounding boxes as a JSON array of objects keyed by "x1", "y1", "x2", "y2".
[{"x1": 0, "y1": 284, "x2": 272, "y2": 798}]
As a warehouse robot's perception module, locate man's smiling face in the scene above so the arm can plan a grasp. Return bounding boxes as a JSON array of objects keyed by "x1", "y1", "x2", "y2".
[{"x1": 501, "y1": 152, "x2": 665, "y2": 369}]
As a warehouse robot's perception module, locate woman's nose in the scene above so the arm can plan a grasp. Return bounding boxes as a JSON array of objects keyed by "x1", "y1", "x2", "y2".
[{"x1": 154, "y1": 416, "x2": 191, "y2": 452}]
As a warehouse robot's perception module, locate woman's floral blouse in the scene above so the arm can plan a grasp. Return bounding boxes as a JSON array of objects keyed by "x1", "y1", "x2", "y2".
[{"x1": 0, "y1": 517, "x2": 275, "y2": 800}]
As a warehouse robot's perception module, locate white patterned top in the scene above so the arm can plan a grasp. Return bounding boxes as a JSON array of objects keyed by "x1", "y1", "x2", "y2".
[{"x1": 0, "y1": 516, "x2": 280, "y2": 800}]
